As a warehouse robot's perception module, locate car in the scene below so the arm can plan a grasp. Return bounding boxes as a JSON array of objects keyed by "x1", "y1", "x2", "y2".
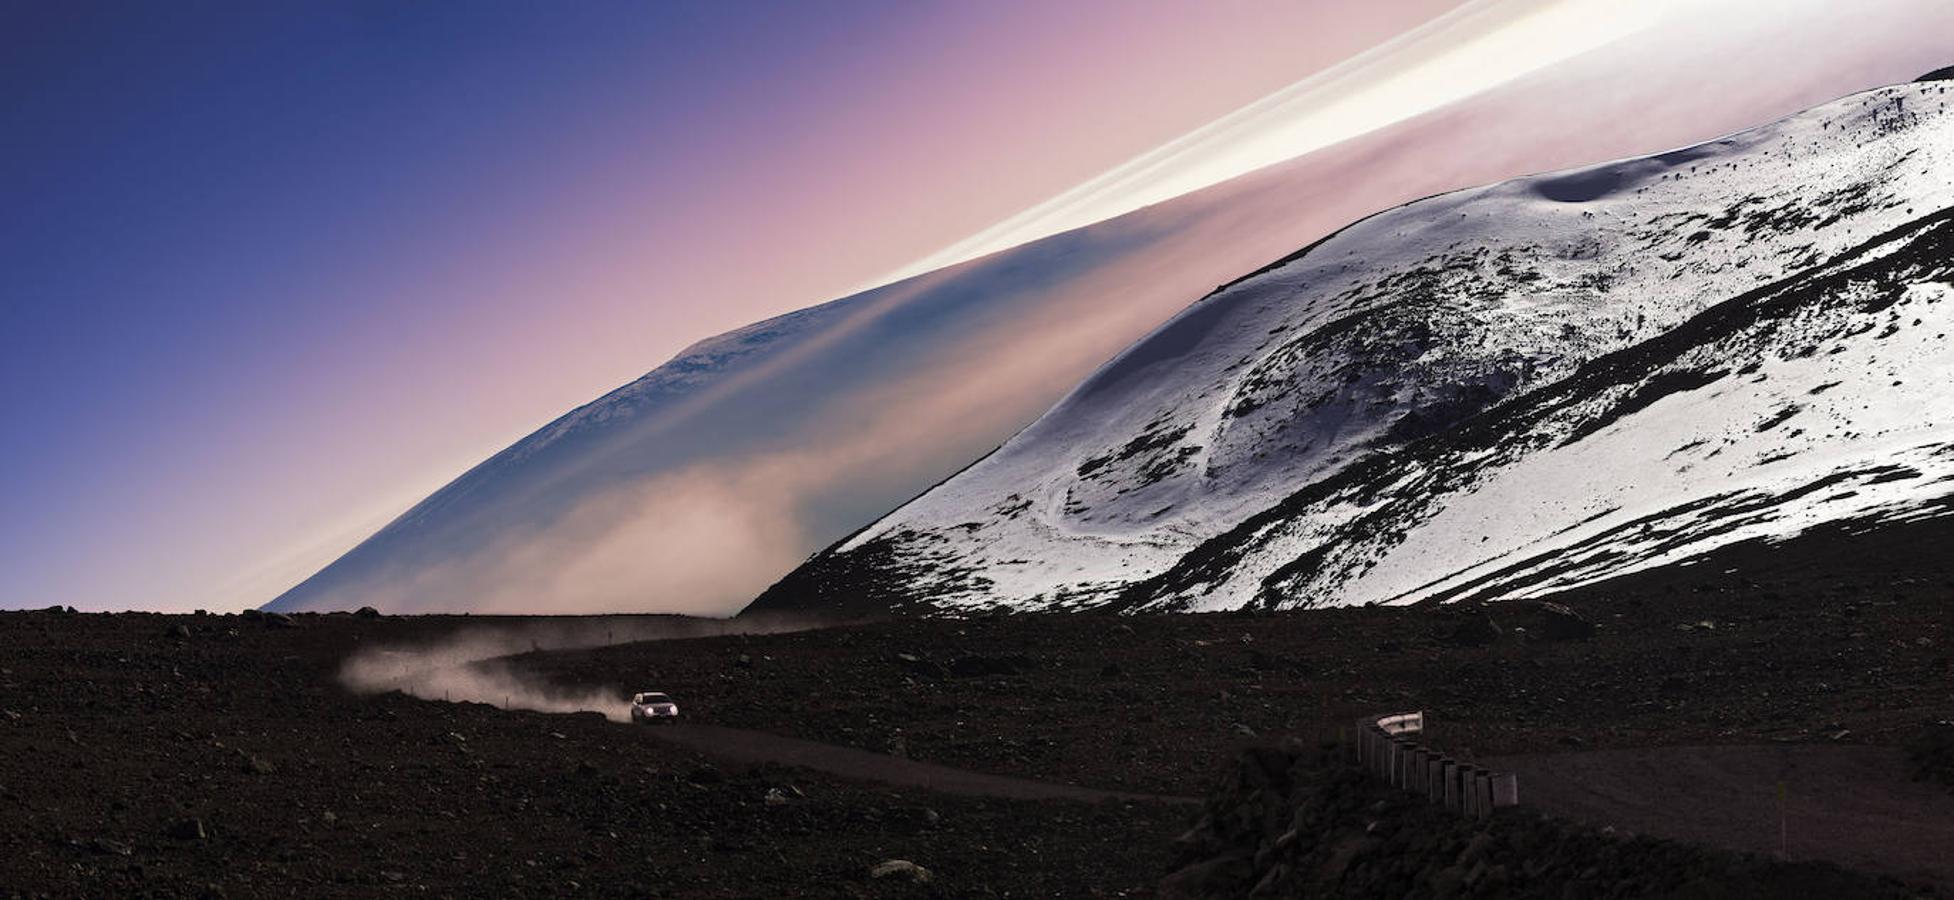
[{"x1": 630, "y1": 692, "x2": 680, "y2": 724}]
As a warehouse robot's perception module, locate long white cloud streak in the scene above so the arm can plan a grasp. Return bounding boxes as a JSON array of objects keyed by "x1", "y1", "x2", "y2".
[
  {"x1": 271, "y1": 0, "x2": 1953, "y2": 617},
  {"x1": 874, "y1": 0, "x2": 1674, "y2": 287}
]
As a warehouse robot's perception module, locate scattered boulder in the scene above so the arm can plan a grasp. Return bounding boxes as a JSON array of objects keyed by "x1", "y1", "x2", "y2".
[
  {"x1": 239, "y1": 752, "x2": 276, "y2": 775},
  {"x1": 868, "y1": 859, "x2": 933, "y2": 884},
  {"x1": 1160, "y1": 854, "x2": 1253, "y2": 900},
  {"x1": 1445, "y1": 611, "x2": 1503, "y2": 647},
  {"x1": 88, "y1": 838, "x2": 134, "y2": 856},
  {"x1": 266, "y1": 613, "x2": 299, "y2": 629},
  {"x1": 1526, "y1": 601, "x2": 1595, "y2": 641},
  {"x1": 168, "y1": 624, "x2": 193, "y2": 640},
  {"x1": 1168, "y1": 743, "x2": 1918, "y2": 899},
  {"x1": 892, "y1": 652, "x2": 947, "y2": 679},
  {"x1": 1907, "y1": 720, "x2": 1954, "y2": 786},
  {"x1": 947, "y1": 654, "x2": 1027, "y2": 678},
  {"x1": 167, "y1": 818, "x2": 208, "y2": 841}
]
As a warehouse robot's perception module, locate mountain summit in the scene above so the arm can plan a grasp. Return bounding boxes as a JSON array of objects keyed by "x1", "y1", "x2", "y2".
[{"x1": 752, "y1": 81, "x2": 1954, "y2": 616}]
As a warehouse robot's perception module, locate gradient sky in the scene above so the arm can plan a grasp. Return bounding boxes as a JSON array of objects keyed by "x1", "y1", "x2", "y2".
[
  {"x1": 4, "y1": 1, "x2": 1950, "y2": 613},
  {"x1": 1, "y1": 1, "x2": 1459, "y2": 611}
]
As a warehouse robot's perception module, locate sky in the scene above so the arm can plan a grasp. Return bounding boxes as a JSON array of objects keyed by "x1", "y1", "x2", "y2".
[
  {"x1": 0, "y1": 0, "x2": 1457, "y2": 612},
  {"x1": 4, "y1": 1, "x2": 1951, "y2": 613}
]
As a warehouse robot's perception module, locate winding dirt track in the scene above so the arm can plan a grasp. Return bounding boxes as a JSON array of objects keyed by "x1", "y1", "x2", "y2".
[
  {"x1": 1488, "y1": 745, "x2": 1954, "y2": 888},
  {"x1": 638, "y1": 721, "x2": 1199, "y2": 805}
]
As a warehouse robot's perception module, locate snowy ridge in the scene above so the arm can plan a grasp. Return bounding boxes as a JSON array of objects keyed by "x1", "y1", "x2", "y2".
[{"x1": 753, "y1": 82, "x2": 1954, "y2": 615}]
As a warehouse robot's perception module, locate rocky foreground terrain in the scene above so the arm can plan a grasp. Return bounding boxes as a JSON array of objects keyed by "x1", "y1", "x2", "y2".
[{"x1": 7, "y1": 511, "x2": 1954, "y2": 897}]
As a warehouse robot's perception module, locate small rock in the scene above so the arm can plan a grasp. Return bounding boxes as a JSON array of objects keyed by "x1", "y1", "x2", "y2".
[
  {"x1": 1528, "y1": 601, "x2": 1596, "y2": 641},
  {"x1": 168, "y1": 818, "x2": 208, "y2": 841},
  {"x1": 763, "y1": 787, "x2": 789, "y2": 806},
  {"x1": 734, "y1": 653, "x2": 754, "y2": 669},
  {"x1": 948, "y1": 654, "x2": 1026, "y2": 678},
  {"x1": 167, "y1": 624, "x2": 192, "y2": 640},
  {"x1": 240, "y1": 752, "x2": 275, "y2": 775},
  {"x1": 88, "y1": 838, "x2": 133, "y2": 856},
  {"x1": 1446, "y1": 612, "x2": 1503, "y2": 646},
  {"x1": 266, "y1": 613, "x2": 298, "y2": 629},
  {"x1": 1233, "y1": 723, "x2": 1258, "y2": 738},
  {"x1": 868, "y1": 859, "x2": 933, "y2": 884},
  {"x1": 893, "y1": 653, "x2": 946, "y2": 679}
]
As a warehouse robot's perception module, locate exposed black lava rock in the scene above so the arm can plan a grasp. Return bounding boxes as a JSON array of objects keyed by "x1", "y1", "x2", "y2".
[
  {"x1": 1164, "y1": 743, "x2": 1922, "y2": 899},
  {"x1": 1444, "y1": 610, "x2": 1504, "y2": 646},
  {"x1": 1909, "y1": 722, "x2": 1954, "y2": 787},
  {"x1": 1918, "y1": 66, "x2": 1954, "y2": 82},
  {"x1": 1522, "y1": 600, "x2": 1596, "y2": 642},
  {"x1": 946, "y1": 653, "x2": 1029, "y2": 678}
]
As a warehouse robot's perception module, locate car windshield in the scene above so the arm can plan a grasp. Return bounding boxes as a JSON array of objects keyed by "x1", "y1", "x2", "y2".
[{"x1": 639, "y1": 694, "x2": 670, "y2": 704}]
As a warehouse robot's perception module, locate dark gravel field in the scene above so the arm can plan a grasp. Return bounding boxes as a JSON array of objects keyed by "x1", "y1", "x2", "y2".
[
  {"x1": 518, "y1": 513, "x2": 1954, "y2": 799},
  {"x1": 0, "y1": 611, "x2": 1184, "y2": 898},
  {"x1": 4, "y1": 511, "x2": 1952, "y2": 896}
]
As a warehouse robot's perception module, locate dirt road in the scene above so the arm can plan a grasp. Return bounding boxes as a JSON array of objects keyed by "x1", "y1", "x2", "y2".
[
  {"x1": 1489, "y1": 744, "x2": 1954, "y2": 888},
  {"x1": 639, "y1": 721, "x2": 1199, "y2": 805}
]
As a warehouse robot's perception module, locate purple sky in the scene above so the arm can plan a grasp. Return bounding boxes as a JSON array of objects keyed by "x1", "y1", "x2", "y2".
[{"x1": 4, "y1": 1, "x2": 1950, "y2": 612}]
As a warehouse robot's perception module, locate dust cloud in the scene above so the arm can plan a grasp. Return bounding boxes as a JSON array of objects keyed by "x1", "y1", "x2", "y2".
[{"x1": 336, "y1": 613, "x2": 834, "y2": 720}]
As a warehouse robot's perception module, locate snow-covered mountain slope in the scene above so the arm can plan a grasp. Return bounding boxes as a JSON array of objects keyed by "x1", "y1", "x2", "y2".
[
  {"x1": 752, "y1": 81, "x2": 1954, "y2": 615},
  {"x1": 265, "y1": 90, "x2": 1551, "y2": 615}
]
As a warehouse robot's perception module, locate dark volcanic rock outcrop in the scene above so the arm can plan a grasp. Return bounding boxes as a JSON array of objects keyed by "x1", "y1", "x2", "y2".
[{"x1": 1166, "y1": 743, "x2": 1923, "y2": 899}]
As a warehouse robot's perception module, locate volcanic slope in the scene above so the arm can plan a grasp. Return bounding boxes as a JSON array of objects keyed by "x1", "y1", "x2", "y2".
[{"x1": 754, "y1": 80, "x2": 1954, "y2": 615}]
